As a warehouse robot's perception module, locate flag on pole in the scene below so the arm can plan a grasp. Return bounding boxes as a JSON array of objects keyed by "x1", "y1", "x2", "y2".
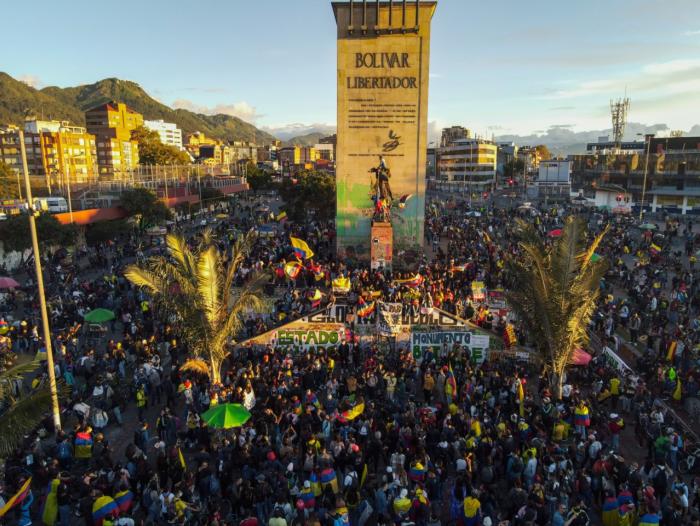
[
  {"x1": 360, "y1": 463, "x2": 368, "y2": 488},
  {"x1": 666, "y1": 340, "x2": 677, "y2": 362},
  {"x1": 445, "y1": 363, "x2": 457, "y2": 399},
  {"x1": 291, "y1": 237, "x2": 314, "y2": 260},
  {"x1": 114, "y1": 489, "x2": 134, "y2": 513},
  {"x1": 517, "y1": 380, "x2": 525, "y2": 418},
  {"x1": 276, "y1": 211, "x2": 288, "y2": 222},
  {"x1": 0, "y1": 477, "x2": 32, "y2": 518},
  {"x1": 178, "y1": 447, "x2": 187, "y2": 471},
  {"x1": 650, "y1": 243, "x2": 662, "y2": 254}
]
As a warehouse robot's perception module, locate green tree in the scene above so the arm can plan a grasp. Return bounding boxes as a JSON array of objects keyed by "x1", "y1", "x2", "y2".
[
  {"x1": 131, "y1": 126, "x2": 191, "y2": 166},
  {"x1": 0, "y1": 213, "x2": 77, "y2": 259},
  {"x1": 0, "y1": 161, "x2": 20, "y2": 199},
  {"x1": 505, "y1": 217, "x2": 607, "y2": 398},
  {"x1": 85, "y1": 219, "x2": 131, "y2": 246},
  {"x1": 125, "y1": 232, "x2": 268, "y2": 383},
  {"x1": 504, "y1": 159, "x2": 525, "y2": 179},
  {"x1": 246, "y1": 163, "x2": 273, "y2": 191},
  {"x1": 0, "y1": 360, "x2": 69, "y2": 456},
  {"x1": 119, "y1": 187, "x2": 171, "y2": 231},
  {"x1": 535, "y1": 144, "x2": 552, "y2": 161},
  {"x1": 280, "y1": 171, "x2": 336, "y2": 222}
]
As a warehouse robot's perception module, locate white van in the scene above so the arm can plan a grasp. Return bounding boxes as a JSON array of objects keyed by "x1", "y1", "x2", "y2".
[{"x1": 34, "y1": 197, "x2": 68, "y2": 213}]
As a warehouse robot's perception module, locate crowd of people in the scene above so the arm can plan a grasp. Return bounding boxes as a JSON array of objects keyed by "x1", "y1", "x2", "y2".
[{"x1": 0, "y1": 192, "x2": 698, "y2": 526}]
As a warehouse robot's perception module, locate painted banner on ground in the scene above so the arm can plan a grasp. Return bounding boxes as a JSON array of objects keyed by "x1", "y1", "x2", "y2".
[
  {"x1": 410, "y1": 330, "x2": 490, "y2": 364},
  {"x1": 377, "y1": 302, "x2": 403, "y2": 336},
  {"x1": 244, "y1": 317, "x2": 346, "y2": 352}
]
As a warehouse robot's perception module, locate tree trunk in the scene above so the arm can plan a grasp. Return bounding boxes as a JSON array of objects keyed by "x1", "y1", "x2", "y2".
[
  {"x1": 209, "y1": 354, "x2": 222, "y2": 385},
  {"x1": 550, "y1": 370, "x2": 564, "y2": 400}
]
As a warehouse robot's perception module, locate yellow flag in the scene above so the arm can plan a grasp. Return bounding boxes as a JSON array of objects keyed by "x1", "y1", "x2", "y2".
[
  {"x1": 178, "y1": 447, "x2": 187, "y2": 471},
  {"x1": 673, "y1": 379, "x2": 682, "y2": 401}
]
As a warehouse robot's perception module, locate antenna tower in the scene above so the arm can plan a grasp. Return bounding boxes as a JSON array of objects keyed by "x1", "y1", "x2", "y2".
[{"x1": 610, "y1": 97, "x2": 630, "y2": 152}]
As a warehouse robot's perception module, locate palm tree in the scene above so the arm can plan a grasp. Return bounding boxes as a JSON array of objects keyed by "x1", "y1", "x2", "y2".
[
  {"x1": 505, "y1": 216, "x2": 608, "y2": 398},
  {"x1": 125, "y1": 231, "x2": 268, "y2": 384},
  {"x1": 0, "y1": 360, "x2": 67, "y2": 456}
]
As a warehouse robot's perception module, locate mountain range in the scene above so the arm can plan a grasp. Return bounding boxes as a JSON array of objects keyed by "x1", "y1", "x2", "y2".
[{"x1": 0, "y1": 72, "x2": 277, "y2": 144}]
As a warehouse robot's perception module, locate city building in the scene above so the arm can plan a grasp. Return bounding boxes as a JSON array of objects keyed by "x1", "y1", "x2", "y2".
[
  {"x1": 198, "y1": 144, "x2": 231, "y2": 165},
  {"x1": 569, "y1": 134, "x2": 700, "y2": 214},
  {"x1": 0, "y1": 120, "x2": 97, "y2": 191},
  {"x1": 314, "y1": 143, "x2": 335, "y2": 162},
  {"x1": 143, "y1": 119, "x2": 183, "y2": 149},
  {"x1": 531, "y1": 159, "x2": 571, "y2": 201},
  {"x1": 436, "y1": 137, "x2": 498, "y2": 191},
  {"x1": 85, "y1": 102, "x2": 142, "y2": 179},
  {"x1": 440, "y1": 126, "x2": 471, "y2": 147},
  {"x1": 496, "y1": 141, "x2": 518, "y2": 182},
  {"x1": 230, "y1": 141, "x2": 257, "y2": 162},
  {"x1": 517, "y1": 146, "x2": 542, "y2": 174}
]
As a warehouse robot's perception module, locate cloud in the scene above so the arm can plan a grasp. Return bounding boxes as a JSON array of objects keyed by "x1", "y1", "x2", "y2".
[
  {"x1": 683, "y1": 29, "x2": 700, "y2": 36},
  {"x1": 550, "y1": 106, "x2": 575, "y2": 111},
  {"x1": 171, "y1": 98, "x2": 261, "y2": 123},
  {"x1": 542, "y1": 58, "x2": 700, "y2": 101},
  {"x1": 494, "y1": 121, "x2": 699, "y2": 155},
  {"x1": 18, "y1": 74, "x2": 43, "y2": 88},
  {"x1": 429, "y1": 73, "x2": 442, "y2": 79},
  {"x1": 642, "y1": 58, "x2": 700, "y2": 75}
]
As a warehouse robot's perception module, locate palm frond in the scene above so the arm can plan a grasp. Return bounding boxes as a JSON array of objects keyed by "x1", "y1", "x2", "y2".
[
  {"x1": 0, "y1": 361, "x2": 40, "y2": 401},
  {"x1": 166, "y1": 233, "x2": 197, "y2": 279},
  {"x1": 0, "y1": 381, "x2": 70, "y2": 457},
  {"x1": 197, "y1": 247, "x2": 221, "y2": 326},
  {"x1": 180, "y1": 358, "x2": 210, "y2": 376},
  {"x1": 124, "y1": 266, "x2": 166, "y2": 294}
]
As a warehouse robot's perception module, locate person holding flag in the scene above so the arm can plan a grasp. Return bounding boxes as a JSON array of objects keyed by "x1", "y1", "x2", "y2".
[
  {"x1": 290, "y1": 237, "x2": 314, "y2": 260},
  {"x1": 445, "y1": 364, "x2": 458, "y2": 405}
]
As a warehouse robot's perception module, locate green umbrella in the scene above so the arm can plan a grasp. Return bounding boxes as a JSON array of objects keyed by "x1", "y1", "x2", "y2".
[
  {"x1": 84, "y1": 308, "x2": 116, "y2": 323},
  {"x1": 638, "y1": 223, "x2": 658, "y2": 230},
  {"x1": 590, "y1": 253, "x2": 602, "y2": 263},
  {"x1": 201, "y1": 403, "x2": 251, "y2": 429}
]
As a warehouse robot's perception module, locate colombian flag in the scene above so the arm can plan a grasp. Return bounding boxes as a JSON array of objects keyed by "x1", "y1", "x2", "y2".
[
  {"x1": 602, "y1": 496, "x2": 619, "y2": 526},
  {"x1": 306, "y1": 392, "x2": 321, "y2": 409},
  {"x1": 284, "y1": 261, "x2": 303, "y2": 280},
  {"x1": 308, "y1": 289, "x2": 323, "y2": 308},
  {"x1": 0, "y1": 477, "x2": 32, "y2": 518},
  {"x1": 395, "y1": 274, "x2": 423, "y2": 287},
  {"x1": 92, "y1": 495, "x2": 118, "y2": 526},
  {"x1": 114, "y1": 490, "x2": 134, "y2": 513},
  {"x1": 673, "y1": 379, "x2": 682, "y2": 401},
  {"x1": 276, "y1": 211, "x2": 288, "y2": 222},
  {"x1": 309, "y1": 471, "x2": 322, "y2": 496},
  {"x1": 320, "y1": 468, "x2": 338, "y2": 493},
  {"x1": 300, "y1": 488, "x2": 316, "y2": 509},
  {"x1": 446, "y1": 364, "x2": 457, "y2": 399},
  {"x1": 291, "y1": 237, "x2": 314, "y2": 260},
  {"x1": 339, "y1": 402, "x2": 365, "y2": 422},
  {"x1": 333, "y1": 276, "x2": 351, "y2": 293},
  {"x1": 650, "y1": 243, "x2": 661, "y2": 254},
  {"x1": 408, "y1": 462, "x2": 427, "y2": 482},
  {"x1": 75, "y1": 431, "x2": 93, "y2": 459}
]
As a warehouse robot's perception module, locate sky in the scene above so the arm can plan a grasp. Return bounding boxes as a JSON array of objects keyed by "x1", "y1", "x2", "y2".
[{"x1": 3, "y1": 0, "x2": 700, "y2": 141}]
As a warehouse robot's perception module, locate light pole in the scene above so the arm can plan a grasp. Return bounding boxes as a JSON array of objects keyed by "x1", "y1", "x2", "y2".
[
  {"x1": 18, "y1": 130, "x2": 62, "y2": 431},
  {"x1": 637, "y1": 133, "x2": 651, "y2": 221}
]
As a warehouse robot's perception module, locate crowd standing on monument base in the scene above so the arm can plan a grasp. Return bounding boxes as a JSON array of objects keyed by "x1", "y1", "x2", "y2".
[{"x1": 0, "y1": 192, "x2": 699, "y2": 526}]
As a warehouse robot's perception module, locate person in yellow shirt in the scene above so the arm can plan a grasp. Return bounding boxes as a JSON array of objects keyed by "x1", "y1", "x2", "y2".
[{"x1": 609, "y1": 376, "x2": 621, "y2": 410}]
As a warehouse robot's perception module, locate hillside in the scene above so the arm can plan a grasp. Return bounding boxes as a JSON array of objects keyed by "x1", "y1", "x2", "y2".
[
  {"x1": 283, "y1": 132, "x2": 326, "y2": 147},
  {"x1": 0, "y1": 72, "x2": 85, "y2": 125},
  {"x1": 0, "y1": 72, "x2": 277, "y2": 144}
]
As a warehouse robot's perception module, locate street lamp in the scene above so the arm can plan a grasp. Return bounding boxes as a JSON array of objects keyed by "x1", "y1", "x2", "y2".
[
  {"x1": 637, "y1": 133, "x2": 652, "y2": 221},
  {"x1": 18, "y1": 130, "x2": 62, "y2": 431}
]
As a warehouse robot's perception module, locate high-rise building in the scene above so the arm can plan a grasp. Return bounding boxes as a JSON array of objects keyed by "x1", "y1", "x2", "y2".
[
  {"x1": 85, "y1": 102, "x2": 143, "y2": 179},
  {"x1": 143, "y1": 119, "x2": 183, "y2": 150},
  {"x1": 0, "y1": 120, "x2": 97, "y2": 190},
  {"x1": 440, "y1": 126, "x2": 471, "y2": 147},
  {"x1": 436, "y1": 137, "x2": 497, "y2": 191}
]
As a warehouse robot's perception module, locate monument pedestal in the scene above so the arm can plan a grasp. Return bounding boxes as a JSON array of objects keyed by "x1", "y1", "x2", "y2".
[{"x1": 370, "y1": 221, "x2": 393, "y2": 270}]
